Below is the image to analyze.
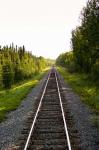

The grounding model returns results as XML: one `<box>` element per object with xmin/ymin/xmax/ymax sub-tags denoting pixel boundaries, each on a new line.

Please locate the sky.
<box><xmin>0</xmin><ymin>0</ymin><xmax>87</xmax><ymax>59</ymax></box>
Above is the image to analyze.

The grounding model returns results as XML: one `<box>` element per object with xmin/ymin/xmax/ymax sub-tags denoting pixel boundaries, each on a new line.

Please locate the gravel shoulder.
<box><xmin>57</xmin><ymin>71</ymin><xmax>99</xmax><ymax>150</ymax></box>
<box><xmin>0</xmin><ymin>73</ymin><xmax>48</xmax><ymax>150</ymax></box>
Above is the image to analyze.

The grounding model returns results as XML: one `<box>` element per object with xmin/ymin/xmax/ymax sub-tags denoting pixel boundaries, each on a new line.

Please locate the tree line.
<box><xmin>0</xmin><ymin>43</ymin><xmax>48</xmax><ymax>88</ymax></box>
<box><xmin>56</xmin><ymin>51</ymin><xmax>74</xmax><ymax>72</ymax></box>
<box><xmin>56</xmin><ymin>0</ymin><xmax>99</xmax><ymax>80</ymax></box>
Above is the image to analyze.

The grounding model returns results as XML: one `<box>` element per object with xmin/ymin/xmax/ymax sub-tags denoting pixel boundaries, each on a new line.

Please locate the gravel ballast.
<box><xmin>57</xmin><ymin>71</ymin><xmax>99</xmax><ymax>150</ymax></box>
<box><xmin>0</xmin><ymin>73</ymin><xmax>48</xmax><ymax>150</ymax></box>
<box><xmin>0</xmin><ymin>70</ymin><xmax>99</xmax><ymax>150</ymax></box>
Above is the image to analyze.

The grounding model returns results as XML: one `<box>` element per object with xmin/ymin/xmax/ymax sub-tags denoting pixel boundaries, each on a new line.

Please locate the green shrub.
<box><xmin>92</xmin><ymin>61</ymin><xmax>99</xmax><ymax>81</ymax></box>
<box><xmin>0</xmin><ymin>64</ymin><xmax>2</xmax><ymax>87</ymax></box>
<box><xmin>14</xmin><ymin>65</ymin><xmax>24</xmax><ymax>82</ymax></box>
<box><xmin>2</xmin><ymin>63</ymin><xmax>14</xmax><ymax>88</ymax></box>
<box><xmin>67</xmin><ymin>61</ymin><xmax>77</xmax><ymax>73</ymax></box>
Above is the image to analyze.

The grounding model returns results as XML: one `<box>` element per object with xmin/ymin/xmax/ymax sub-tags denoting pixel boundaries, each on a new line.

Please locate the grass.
<box><xmin>0</xmin><ymin>68</ymin><xmax>49</xmax><ymax>122</ymax></box>
<box><xmin>57</xmin><ymin>66</ymin><xmax>99</xmax><ymax>114</ymax></box>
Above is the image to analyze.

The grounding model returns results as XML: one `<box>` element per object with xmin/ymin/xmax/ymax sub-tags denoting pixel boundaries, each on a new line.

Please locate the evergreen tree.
<box><xmin>2</xmin><ymin>62</ymin><xmax>14</xmax><ymax>88</ymax></box>
<box><xmin>71</xmin><ymin>0</ymin><xmax>99</xmax><ymax>73</ymax></box>
<box><xmin>0</xmin><ymin>44</ymin><xmax>48</xmax><ymax>88</ymax></box>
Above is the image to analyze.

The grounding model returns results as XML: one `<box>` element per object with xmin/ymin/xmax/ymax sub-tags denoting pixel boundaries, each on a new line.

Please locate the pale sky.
<box><xmin>0</xmin><ymin>0</ymin><xmax>87</xmax><ymax>59</ymax></box>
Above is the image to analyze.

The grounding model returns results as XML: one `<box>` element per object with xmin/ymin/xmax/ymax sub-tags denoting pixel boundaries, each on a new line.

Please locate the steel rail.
<box><xmin>24</xmin><ymin>71</ymin><xmax>51</xmax><ymax>150</ymax></box>
<box><xmin>55</xmin><ymin>72</ymin><xmax>72</xmax><ymax>150</ymax></box>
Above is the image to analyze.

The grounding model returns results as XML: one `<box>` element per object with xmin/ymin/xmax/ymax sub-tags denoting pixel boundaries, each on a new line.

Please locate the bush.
<box><xmin>2</xmin><ymin>63</ymin><xmax>14</xmax><ymax>88</ymax></box>
<box><xmin>0</xmin><ymin>64</ymin><xmax>3</xmax><ymax>87</ymax></box>
<box><xmin>92</xmin><ymin>61</ymin><xmax>99</xmax><ymax>81</ymax></box>
<box><xmin>67</xmin><ymin>61</ymin><xmax>77</xmax><ymax>73</ymax></box>
<box><xmin>14</xmin><ymin>66</ymin><xmax>24</xmax><ymax>82</ymax></box>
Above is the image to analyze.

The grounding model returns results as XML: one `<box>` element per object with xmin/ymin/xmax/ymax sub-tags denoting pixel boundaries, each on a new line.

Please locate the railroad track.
<box><xmin>18</xmin><ymin>68</ymin><xmax>81</xmax><ymax>150</ymax></box>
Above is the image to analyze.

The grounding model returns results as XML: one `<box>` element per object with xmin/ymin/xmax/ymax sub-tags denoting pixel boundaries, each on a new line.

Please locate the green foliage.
<box><xmin>14</xmin><ymin>65</ymin><xmax>24</xmax><ymax>82</ymax></box>
<box><xmin>0</xmin><ymin>64</ymin><xmax>2</xmax><ymax>87</ymax></box>
<box><xmin>46</xmin><ymin>59</ymin><xmax>55</xmax><ymax>66</ymax></box>
<box><xmin>57</xmin><ymin>0</ymin><xmax>99</xmax><ymax>82</ymax></box>
<box><xmin>92</xmin><ymin>60</ymin><xmax>99</xmax><ymax>81</ymax></box>
<box><xmin>56</xmin><ymin>51</ymin><xmax>76</xmax><ymax>72</ymax></box>
<box><xmin>71</xmin><ymin>0</ymin><xmax>99</xmax><ymax>74</ymax></box>
<box><xmin>56</xmin><ymin>0</ymin><xmax>99</xmax><ymax>121</ymax></box>
<box><xmin>2</xmin><ymin>62</ymin><xmax>14</xmax><ymax>88</ymax></box>
<box><xmin>0</xmin><ymin>44</ymin><xmax>48</xmax><ymax>88</ymax></box>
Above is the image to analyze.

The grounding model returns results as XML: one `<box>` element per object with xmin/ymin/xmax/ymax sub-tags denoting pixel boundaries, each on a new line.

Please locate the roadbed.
<box><xmin>0</xmin><ymin>71</ymin><xmax>99</xmax><ymax>150</ymax></box>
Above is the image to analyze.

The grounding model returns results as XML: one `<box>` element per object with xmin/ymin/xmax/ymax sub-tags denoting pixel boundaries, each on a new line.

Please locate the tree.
<box><xmin>0</xmin><ymin>43</ymin><xmax>48</xmax><ymax>88</ymax></box>
<box><xmin>71</xmin><ymin>0</ymin><xmax>99</xmax><ymax>73</ymax></box>
<box><xmin>56</xmin><ymin>51</ymin><xmax>74</xmax><ymax>71</ymax></box>
<box><xmin>2</xmin><ymin>62</ymin><xmax>14</xmax><ymax>88</ymax></box>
